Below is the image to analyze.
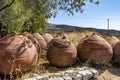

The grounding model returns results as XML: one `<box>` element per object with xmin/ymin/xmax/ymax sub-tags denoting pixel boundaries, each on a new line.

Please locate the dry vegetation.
<box><xmin>2</xmin><ymin>31</ymin><xmax>120</xmax><ymax>80</ymax></box>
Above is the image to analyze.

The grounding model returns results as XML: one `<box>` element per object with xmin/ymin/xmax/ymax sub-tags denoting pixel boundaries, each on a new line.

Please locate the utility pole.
<box><xmin>107</xmin><ymin>19</ymin><xmax>110</xmax><ymax>35</ymax></box>
<box><xmin>107</xmin><ymin>19</ymin><xmax>109</xmax><ymax>30</ymax></box>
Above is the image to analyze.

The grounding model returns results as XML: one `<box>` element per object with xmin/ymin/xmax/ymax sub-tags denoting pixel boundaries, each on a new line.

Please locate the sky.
<box><xmin>48</xmin><ymin>0</ymin><xmax>120</xmax><ymax>30</ymax></box>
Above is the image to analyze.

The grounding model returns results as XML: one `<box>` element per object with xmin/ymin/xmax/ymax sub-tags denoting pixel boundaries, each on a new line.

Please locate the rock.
<box><xmin>65</xmin><ymin>70</ymin><xmax>74</xmax><ymax>74</ymax></box>
<box><xmin>72</xmin><ymin>74</ymin><xmax>82</xmax><ymax>80</ymax></box>
<box><xmin>63</xmin><ymin>76</ymin><xmax>72</xmax><ymax>80</ymax></box>
<box><xmin>77</xmin><ymin>33</ymin><xmax>113</xmax><ymax>64</ymax></box>
<box><xmin>89</xmin><ymin>69</ymin><xmax>98</xmax><ymax>78</ymax></box>
<box><xmin>78</xmin><ymin>70</ymin><xmax>93</xmax><ymax>80</ymax></box>
<box><xmin>25</xmin><ymin>67</ymin><xmax>98</xmax><ymax>80</ymax></box>
<box><xmin>25</xmin><ymin>75</ymin><xmax>49</xmax><ymax>80</ymax></box>
<box><xmin>25</xmin><ymin>78</ymin><xmax>36</xmax><ymax>80</ymax></box>
<box><xmin>32</xmin><ymin>73</ymin><xmax>39</xmax><ymax>77</ymax></box>
<box><xmin>78</xmin><ymin>67</ymin><xmax>88</xmax><ymax>70</ymax></box>
<box><xmin>36</xmin><ymin>75</ymin><xmax>49</xmax><ymax>80</ymax></box>
<box><xmin>48</xmin><ymin>77</ymin><xmax>64</xmax><ymax>80</ymax></box>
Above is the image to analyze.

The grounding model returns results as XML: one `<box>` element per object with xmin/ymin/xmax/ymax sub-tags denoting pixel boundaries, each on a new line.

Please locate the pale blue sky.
<box><xmin>48</xmin><ymin>0</ymin><xmax>120</xmax><ymax>30</ymax></box>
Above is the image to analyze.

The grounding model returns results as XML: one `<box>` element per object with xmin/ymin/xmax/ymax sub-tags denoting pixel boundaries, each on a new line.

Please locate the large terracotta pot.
<box><xmin>0</xmin><ymin>33</ymin><xmax>38</xmax><ymax>75</ymax></box>
<box><xmin>33</xmin><ymin>33</ymin><xmax>47</xmax><ymax>49</ymax></box>
<box><xmin>47</xmin><ymin>36</ymin><xmax>77</xmax><ymax>67</ymax></box>
<box><xmin>105</xmin><ymin>36</ymin><xmax>119</xmax><ymax>47</ymax></box>
<box><xmin>113</xmin><ymin>42</ymin><xmax>120</xmax><ymax>64</ymax></box>
<box><xmin>105</xmin><ymin>36</ymin><xmax>120</xmax><ymax>64</ymax></box>
<box><xmin>22</xmin><ymin>32</ymin><xmax>40</xmax><ymax>53</ymax></box>
<box><xmin>77</xmin><ymin>33</ymin><xmax>113</xmax><ymax>64</ymax></box>
<box><xmin>42</xmin><ymin>33</ymin><xmax>53</xmax><ymax>45</ymax></box>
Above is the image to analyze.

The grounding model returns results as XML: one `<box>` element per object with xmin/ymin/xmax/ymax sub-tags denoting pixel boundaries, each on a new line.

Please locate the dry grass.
<box><xmin>66</xmin><ymin>31</ymin><xmax>98</xmax><ymax>47</ymax></box>
<box><xmin>3</xmin><ymin>30</ymin><xmax>120</xmax><ymax>80</ymax></box>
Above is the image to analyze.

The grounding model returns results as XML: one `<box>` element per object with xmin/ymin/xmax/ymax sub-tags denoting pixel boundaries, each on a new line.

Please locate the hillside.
<box><xmin>48</xmin><ymin>24</ymin><xmax>120</xmax><ymax>36</ymax></box>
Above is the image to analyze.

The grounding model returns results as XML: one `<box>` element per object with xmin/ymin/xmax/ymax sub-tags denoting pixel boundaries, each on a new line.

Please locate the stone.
<box><xmin>89</xmin><ymin>69</ymin><xmax>98</xmax><ymax>78</ymax></box>
<box><xmin>36</xmin><ymin>75</ymin><xmax>49</xmax><ymax>80</ymax></box>
<box><xmin>78</xmin><ymin>70</ymin><xmax>93</xmax><ymax>80</ymax></box>
<box><xmin>65</xmin><ymin>70</ymin><xmax>74</xmax><ymax>74</ymax></box>
<box><xmin>78</xmin><ymin>67</ymin><xmax>88</xmax><ymax>70</ymax></box>
<box><xmin>25</xmin><ymin>78</ymin><xmax>36</xmax><ymax>80</ymax></box>
<box><xmin>63</xmin><ymin>76</ymin><xmax>72</xmax><ymax>80</ymax></box>
<box><xmin>25</xmin><ymin>67</ymin><xmax>98</xmax><ymax>80</ymax></box>
<box><xmin>32</xmin><ymin>73</ymin><xmax>39</xmax><ymax>77</ymax></box>
<box><xmin>72</xmin><ymin>74</ymin><xmax>82</xmax><ymax>80</ymax></box>
<box><xmin>25</xmin><ymin>75</ymin><xmax>48</xmax><ymax>80</ymax></box>
<box><xmin>48</xmin><ymin>77</ymin><xmax>64</xmax><ymax>80</ymax></box>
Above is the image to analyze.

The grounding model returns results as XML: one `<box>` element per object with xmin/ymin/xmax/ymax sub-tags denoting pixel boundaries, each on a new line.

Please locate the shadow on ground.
<box><xmin>108</xmin><ymin>65</ymin><xmax>120</xmax><ymax>76</ymax></box>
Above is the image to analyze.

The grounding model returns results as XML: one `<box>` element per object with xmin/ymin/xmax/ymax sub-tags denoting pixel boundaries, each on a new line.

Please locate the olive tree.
<box><xmin>0</xmin><ymin>0</ymin><xmax>99</xmax><ymax>33</ymax></box>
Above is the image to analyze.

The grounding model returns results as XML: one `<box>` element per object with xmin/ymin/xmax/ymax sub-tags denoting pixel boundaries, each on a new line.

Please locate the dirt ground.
<box><xmin>94</xmin><ymin>64</ymin><xmax>120</xmax><ymax>80</ymax></box>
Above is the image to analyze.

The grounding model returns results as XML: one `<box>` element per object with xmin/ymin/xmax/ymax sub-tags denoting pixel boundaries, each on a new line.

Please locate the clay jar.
<box><xmin>113</xmin><ymin>42</ymin><xmax>120</xmax><ymax>64</ymax></box>
<box><xmin>105</xmin><ymin>36</ymin><xmax>119</xmax><ymax>47</ymax></box>
<box><xmin>77</xmin><ymin>33</ymin><xmax>113</xmax><ymax>64</ymax></box>
<box><xmin>22</xmin><ymin>32</ymin><xmax>40</xmax><ymax>53</ymax></box>
<box><xmin>33</xmin><ymin>33</ymin><xmax>47</xmax><ymax>49</ymax></box>
<box><xmin>47</xmin><ymin>36</ymin><xmax>77</xmax><ymax>67</ymax></box>
<box><xmin>0</xmin><ymin>33</ymin><xmax>38</xmax><ymax>74</ymax></box>
<box><xmin>42</xmin><ymin>33</ymin><xmax>53</xmax><ymax>45</ymax></box>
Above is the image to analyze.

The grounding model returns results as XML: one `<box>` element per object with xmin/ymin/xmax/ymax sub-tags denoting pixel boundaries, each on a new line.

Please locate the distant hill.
<box><xmin>47</xmin><ymin>23</ymin><xmax>120</xmax><ymax>36</ymax></box>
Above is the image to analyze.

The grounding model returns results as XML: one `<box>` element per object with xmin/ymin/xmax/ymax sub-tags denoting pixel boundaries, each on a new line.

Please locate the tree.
<box><xmin>27</xmin><ymin>0</ymin><xmax>99</xmax><ymax>18</ymax></box>
<box><xmin>0</xmin><ymin>0</ymin><xmax>49</xmax><ymax>33</ymax></box>
<box><xmin>0</xmin><ymin>0</ymin><xmax>99</xmax><ymax>33</ymax></box>
<box><xmin>0</xmin><ymin>0</ymin><xmax>15</xmax><ymax>12</ymax></box>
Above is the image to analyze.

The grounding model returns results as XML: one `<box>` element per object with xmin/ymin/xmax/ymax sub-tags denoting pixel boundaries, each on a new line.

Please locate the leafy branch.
<box><xmin>0</xmin><ymin>0</ymin><xmax>15</xmax><ymax>12</ymax></box>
